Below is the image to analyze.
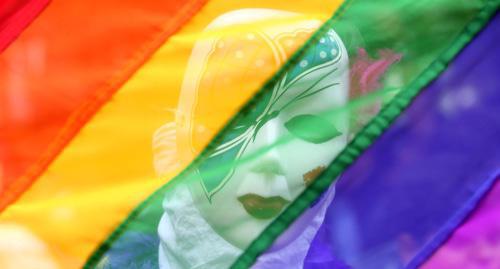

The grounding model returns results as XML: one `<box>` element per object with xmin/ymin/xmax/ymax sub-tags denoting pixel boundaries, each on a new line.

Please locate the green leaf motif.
<box><xmin>284</xmin><ymin>114</ymin><xmax>342</xmax><ymax>144</ymax></box>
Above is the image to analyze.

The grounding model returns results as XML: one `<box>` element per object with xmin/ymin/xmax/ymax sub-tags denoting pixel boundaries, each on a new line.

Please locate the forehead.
<box><xmin>178</xmin><ymin>10</ymin><xmax>324</xmax><ymax>145</ymax></box>
<box><xmin>281</xmin><ymin>83</ymin><xmax>349</xmax><ymax>118</ymax></box>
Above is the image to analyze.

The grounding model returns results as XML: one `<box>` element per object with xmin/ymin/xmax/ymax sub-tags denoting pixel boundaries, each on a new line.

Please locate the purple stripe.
<box><xmin>422</xmin><ymin>176</ymin><xmax>500</xmax><ymax>269</ymax></box>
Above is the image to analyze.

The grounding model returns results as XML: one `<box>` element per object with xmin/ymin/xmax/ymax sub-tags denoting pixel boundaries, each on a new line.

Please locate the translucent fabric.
<box><xmin>1</xmin><ymin>0</ymin><xmax>496</xmax><ymax>269</ymax></box>
<box><xmin>82</xmin><ymin>1</ymin><xmax>494</xmax><ymax>269</ymax></box>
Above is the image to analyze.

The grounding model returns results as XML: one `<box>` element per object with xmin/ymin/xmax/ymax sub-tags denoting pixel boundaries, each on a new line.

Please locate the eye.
<box><xmin>284</xmin><ymin>114</ymin><xmax>342</xmax><ymax>144</ymax></box>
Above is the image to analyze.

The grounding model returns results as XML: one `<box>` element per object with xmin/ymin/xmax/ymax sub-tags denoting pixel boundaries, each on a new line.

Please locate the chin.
<box><xmin>214</xmin><ymin>214</ymin><xmax>271</xmax><ymax>250</ymax></box>
<box><xmin>220</xmin><ymin>210</ymin><xmax>310</xmax><ymax>252</ymax></box>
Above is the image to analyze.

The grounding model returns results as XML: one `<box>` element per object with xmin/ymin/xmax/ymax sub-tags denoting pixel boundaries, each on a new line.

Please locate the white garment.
<box><xmin>158</xmin><ymin>185</ymin><xmax>335</xmax><ymax>269</ymax></box>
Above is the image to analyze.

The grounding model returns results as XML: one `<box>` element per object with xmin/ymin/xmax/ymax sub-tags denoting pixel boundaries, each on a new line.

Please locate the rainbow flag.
<box><xmin>1</xmin><ymin>0</ymin><xmax>499</xmax><ymax>268</ymax></box>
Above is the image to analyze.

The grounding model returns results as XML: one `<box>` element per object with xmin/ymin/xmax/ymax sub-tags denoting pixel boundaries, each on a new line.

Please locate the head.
<box><xmin>155</xmin><ymin>9</ymin><xmax>349</xmax><ymax>251</ymax></box>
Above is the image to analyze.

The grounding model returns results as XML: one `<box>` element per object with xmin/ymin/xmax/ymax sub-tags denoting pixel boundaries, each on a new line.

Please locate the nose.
<box><xmin>247</xmin><ymin>114</ymin><xmax>288</xmax><ymax>175</ymax></box>
<box><xmin>238</xmin><ymin>157</ymin><xmax>292</xmax><ymax>200</ymax></box>
<box><xmin>236</xmin><ymin>115</ymin><xmax>292</xmax><ymax>199</ymax></box>
<box><xmin>251</xmin><ymin>158</ymin><xmax>285</xmax><ymax>176</ymax></box>
<box><xmin>241</xmin><ymin>111</ymin><xmax>287</xmax><ymax>171</ymax></box>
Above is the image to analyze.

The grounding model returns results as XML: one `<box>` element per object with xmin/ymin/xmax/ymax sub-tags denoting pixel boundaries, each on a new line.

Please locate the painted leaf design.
<box><xmin>284</xmin><ymin>114</ymin><xmax>342</xmax><ymax>144</ymax></box>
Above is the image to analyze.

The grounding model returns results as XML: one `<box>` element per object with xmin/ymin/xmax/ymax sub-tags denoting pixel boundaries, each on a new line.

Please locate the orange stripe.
<box><xmin>0</xmin><ymin>0</ymin><xmax>207</xmax><ymax>211</ymax></box>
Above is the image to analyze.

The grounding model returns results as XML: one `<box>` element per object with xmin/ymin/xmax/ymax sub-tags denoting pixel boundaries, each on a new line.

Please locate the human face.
<box><xmin>187</xmin><ymin>21</ymin><xmax>350</xmax><ymax>249</ymax></box>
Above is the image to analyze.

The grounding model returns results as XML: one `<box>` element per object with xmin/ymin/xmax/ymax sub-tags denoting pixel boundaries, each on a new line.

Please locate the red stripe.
<box><xmin>0</xmin><ymin>0</ymin><xmax>50</xmax><ymax>52</ymax></box>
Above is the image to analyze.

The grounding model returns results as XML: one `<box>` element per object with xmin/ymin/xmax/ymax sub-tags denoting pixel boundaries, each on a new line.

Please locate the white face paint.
<box><xmin>156</xmin><ymin>8</ymin><xmax>349</xmax><ymax>251</ymax></box>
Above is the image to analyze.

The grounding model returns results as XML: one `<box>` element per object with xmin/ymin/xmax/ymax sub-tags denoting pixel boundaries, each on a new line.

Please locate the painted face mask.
<box><xmin>155</xmin><ymin>8</ymin><xmax>349</xmax><ymax>266</ymax></box>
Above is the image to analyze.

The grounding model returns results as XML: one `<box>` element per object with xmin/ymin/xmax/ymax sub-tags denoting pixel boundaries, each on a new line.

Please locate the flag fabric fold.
<box><xmin>1</xmin><ymin>0</ymin><xmax>499</xmax><ymax>268</ymax></box>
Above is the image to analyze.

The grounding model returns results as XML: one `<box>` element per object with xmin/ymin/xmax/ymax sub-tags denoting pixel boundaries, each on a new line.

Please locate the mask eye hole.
<box><xmin>284</xmin><ymin>114</ymin><xmax>342</xmax><ymax>144</ymax></box>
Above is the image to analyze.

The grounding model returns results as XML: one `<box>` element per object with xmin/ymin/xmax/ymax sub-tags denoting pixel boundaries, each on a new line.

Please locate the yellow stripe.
<box><xmin>0</xmin><ymin>1</ymin><xmax>343</xmax><ymax>268</ymax></box>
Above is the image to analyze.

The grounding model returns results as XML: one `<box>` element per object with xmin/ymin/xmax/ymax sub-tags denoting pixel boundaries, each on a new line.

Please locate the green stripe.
<box><xmin>231</xmin><ymin>0</ymin><xmax>499</xmax><ymax>268</ymax></box>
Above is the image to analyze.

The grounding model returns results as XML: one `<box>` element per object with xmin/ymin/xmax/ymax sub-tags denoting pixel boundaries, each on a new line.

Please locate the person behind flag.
<box><xmin>153</xmin><ymin>9</ymin><xmax>350</xmax><ymax>268</ymax></box>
